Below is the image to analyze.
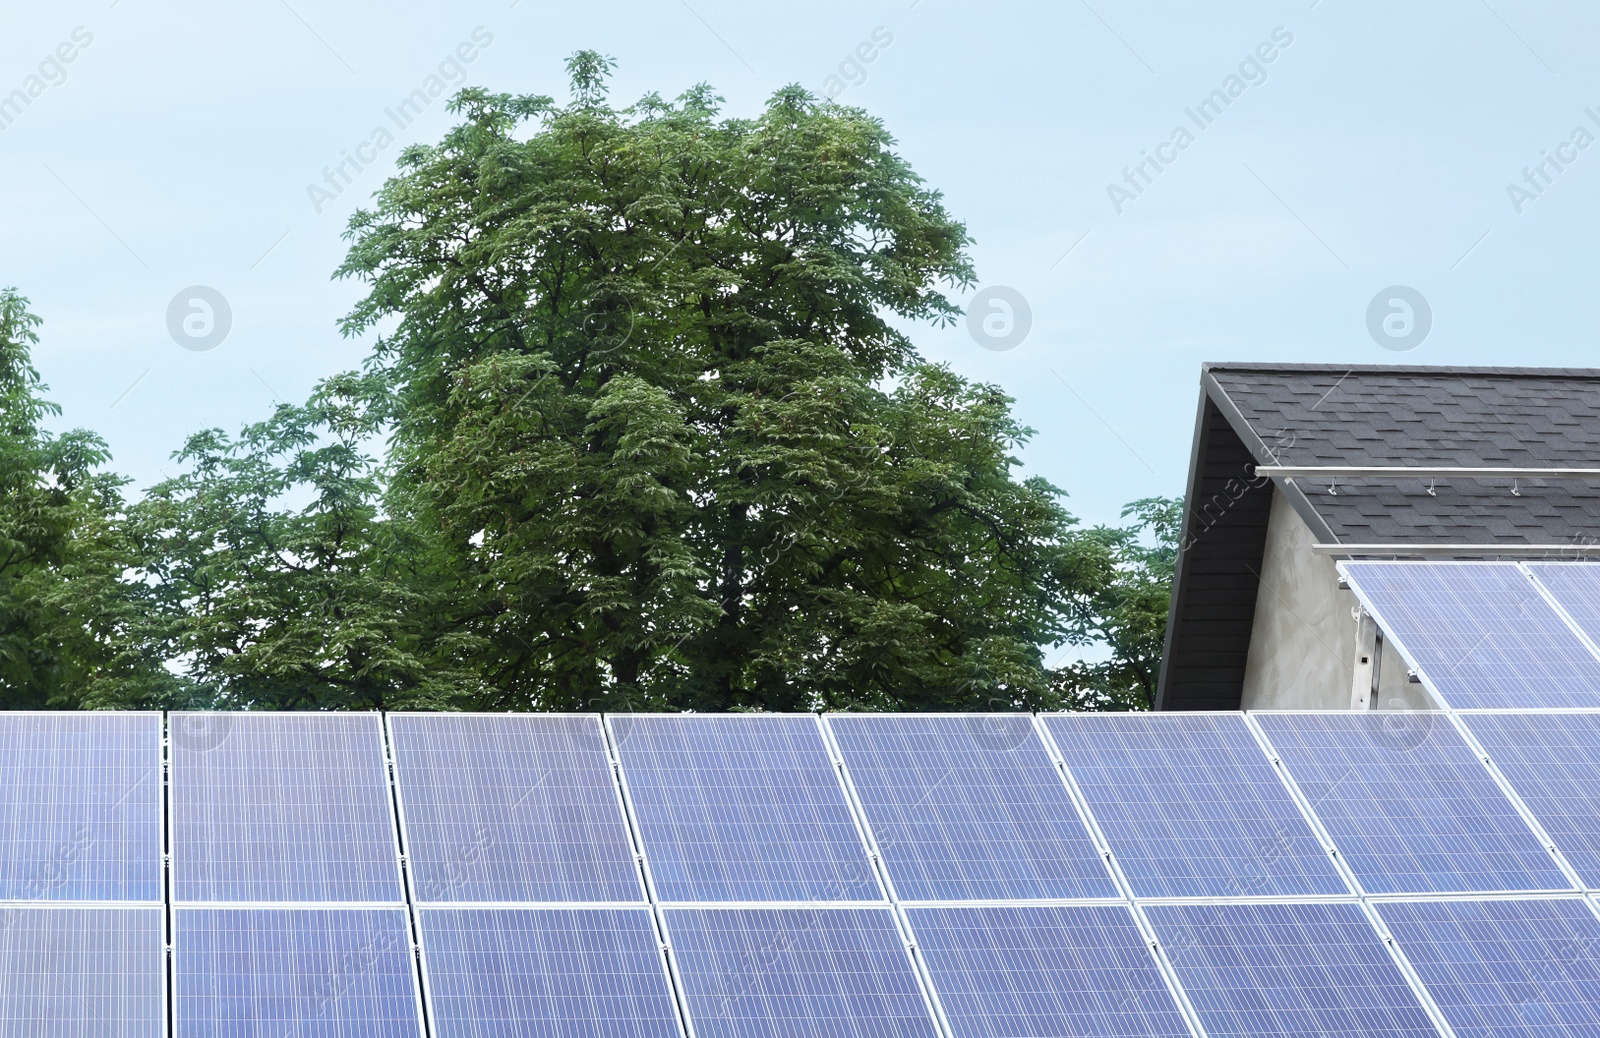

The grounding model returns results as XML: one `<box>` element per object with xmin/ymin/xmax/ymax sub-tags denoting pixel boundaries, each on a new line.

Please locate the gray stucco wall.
<box><xmin>1240</xmin><ymin>487</ymin><xmax>1430</xmax><ymax>710</ymax></box>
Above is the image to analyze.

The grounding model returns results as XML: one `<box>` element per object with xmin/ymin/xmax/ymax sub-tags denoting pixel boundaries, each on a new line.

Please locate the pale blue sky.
<box><xmin>2</xmin><ymin>0</ymin><xmax>1597</xmax><ymax>529</ymax></box>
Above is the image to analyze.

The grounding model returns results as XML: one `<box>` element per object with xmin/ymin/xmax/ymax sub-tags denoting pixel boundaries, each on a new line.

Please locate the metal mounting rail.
<box><xmin>1256</xmin><ymin>465</ymin><xmax>1600</xmax><ymax>480</ymax></box>
<box><xmin>1312</xmin><ymin>543</ymin><xmax>1600</xmax><ymax>558</ymax></box>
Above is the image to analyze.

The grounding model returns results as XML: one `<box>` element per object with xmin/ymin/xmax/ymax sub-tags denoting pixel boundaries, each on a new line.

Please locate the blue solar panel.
<box><xmin>172</xmin><ymin>712</ymin><xmax>403</xmax><ymax>903</ymax></box>
<box><xmin>1377</xmin><ymin>897</ymin><xmax>1600</xmax><ymax>1038</ymax></box>
<box><xmin>1343</xmin><ymin>561</ymin><xmax>1600</xmax><ymax>708</ymax></box>
<box><xmin>907</xmin><ymin>904</ymin><xmax>1191</xmax><ymax>1038</ymax></box>
<box><xmin>419</xmin><ymin>908</ymin><xmax>680</xmax><ymax>1038</ymax></box>
<box><xmin>1255</xmin><ymin>712</ymin><xmax>1569</xmax><ymax>894</ymax></box>
<box><xmin>827</xmin><ymin>715</ymin><xmax>1115</xmax><ymax>901</ymax></box>
<box><xmin>390</xmin><ymin>714</ymin><xmax>642</xmax><ymax>903</ymax></box>
<box><xmin>0</xmin><ymin>906</ymin><xmax>163</xmax><ymax>1035</ymax></box>
<box><xmin>1528</xmin><ymin>563</ymin><xmax>1600</xmax><ymax>648</ymax></box>
<box><xmin>176</xmin><ymin>907</ymin><xmax>422</xmax><ymax>1037</ymax></box>
<box><xmin>1463</xmin><ymin>712</ymin><xmax>1600</xmax><ymax>889</ymax></box>
<box><xmin>665</xmin><ymin>906</ymin><xmax>939</xmax><ymax>1038</ymax></box>
<box><xmin>1044</xmin><ymin>713</ymin><xmax>1348</xmax><ymax>898</ymax></box>
<box><xmin>610</xmin><ymin>715</ymin><xmax>877</xmax><ymax>902</ymax></box>
<box><xmin>0</xmin><ymin>712</ymin><xmax>160</xmax><ymax>901</ymax></box>
<box><xmin>1145</xmin><ymin>901</ymin><xmax>1438</xmax><ymax>1038</ymax></box>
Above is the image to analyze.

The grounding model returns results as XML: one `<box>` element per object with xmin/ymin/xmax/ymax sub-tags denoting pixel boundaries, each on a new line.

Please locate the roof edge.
<box><xmin>1202</xmin><ymin>360</ymin><xmax>1600</xmax><ymax>379</ymax></box>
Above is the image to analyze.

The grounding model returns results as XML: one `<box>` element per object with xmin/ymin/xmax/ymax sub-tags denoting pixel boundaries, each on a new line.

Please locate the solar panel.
<box><xmin>171</xmin><ymin>712</ymin><xmax>403</xmax><ymax>903</ymax></box>
<box><xmin>0</xmin><ymin>906</ymin><xmax>163</xmax><ymax>1036</ymax></box>
<box><xmin>665</xmin><ymin>906</ymin><xmax>939</xmax><ymax>1038</ymax></box>
<box><xmin>176</xmin><ymin>907</ymin><xmax>422</xmax><ymax>1037</ymax></box>
<box><xmin>1144</xmin><ymin>901</ymin><xmax>1439</xmax><ymax>1038</ymax></box>
<box><xmin>1043</xmin><ymin>713</ymin><xmax>1348</xmax><ymax>898</ymax></box>
<box><xmin>1528</xmin><ymin>563</ymin><xmax>1600</xmax><ymax>648</ymax></box>
<box><xmin>390</xmin><ymin>714</ymin><xmax>642</xmax><ymax>904</ymax></box>
<box><xmin>1255</xmin><ymin>712</ymin><xmax>1569</xmax><ymax>894</ymax></box>
<box><xmin>0</xmin><ymin>712</ymin><xmax>160</xmax><ymax>901</ymax></box>
<box><xmin>906</xmin><ymin>904</ymin><xmax>1191</xmax><ymax>1038</ymax></box>
<box><xmin>1463</xmin><ymin>712</ymin><xmax>1600</xmax><ymax>889</ymax></box>
<box><xmin>826</xmin><ymin>715</ymin><xmax>1116</xmax><ymax>901</ymax></box>
<box><xmin>419</xmin><ymin>907</ymin><xmax>680</xmax><ymax>1038</ymax></box>
<box><xmin>610</xmin><ymin>715</ymin><xmax>878</xmax><ymax>903</ymax></box>
<box><xmin>1342</xmin><ymin>561</ymin><xmax>1600</xmax><ymax>708</ymax></box>
<box><xmin>1376</xmin><ymin>897</ymin><xmax>1600</xmax><ymax>1038</ymax></box>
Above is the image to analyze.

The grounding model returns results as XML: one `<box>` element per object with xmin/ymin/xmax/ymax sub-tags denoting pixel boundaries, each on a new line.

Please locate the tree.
<box><xmin>0</xmin><ymin>289</ymin><xmax>177</xmax><ymax>709</ymax></box>
<box><xmin>1054</xmin><ymin>497</ymin><xmax>1181</xmax><ymax>710</ymax></box>
<box><xmin>123</xmin><ymin>374</ymin><xmax>478</xmax><ymax>711</ymax></box>
<box><xmin>334</xmin><ymin>54</ymin><xmax>1111</xmax><ymax>712</ymax></box>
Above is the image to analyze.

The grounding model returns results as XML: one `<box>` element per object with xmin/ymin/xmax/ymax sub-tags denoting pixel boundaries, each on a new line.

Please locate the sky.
<box><xmin>2</xmin><ymin>0</ymin><xmax>1598</xmax><ymax>530</ymax></box>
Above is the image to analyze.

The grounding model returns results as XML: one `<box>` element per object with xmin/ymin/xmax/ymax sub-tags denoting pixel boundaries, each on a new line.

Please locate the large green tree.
<box><xmin>123</xmin><ymin>374</ymin><xmax>476</xmax><ymax>710</ymax></box>
<box><xmin>0</xmin><ymin>289</ymin><xmax>176</xmax><ymax>709</ymax></box>
<box><xmin>335</xmin><ymin>55</ymin><xmax>1111</xmax><ymax>712</ymax></box>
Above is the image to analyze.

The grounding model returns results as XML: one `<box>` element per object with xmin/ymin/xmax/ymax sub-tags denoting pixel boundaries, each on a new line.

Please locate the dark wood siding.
<box><xmin>1155</xmin><ymin>395</ymin><xmax>1273</xmax><ymax>710</ymax></box>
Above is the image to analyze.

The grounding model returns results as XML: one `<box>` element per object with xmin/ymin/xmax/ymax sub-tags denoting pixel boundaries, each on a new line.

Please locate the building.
<box><xmin>1157</xmin><ymin>362</ymin><xmax>1600</xmax><ymax>712</ymax></box>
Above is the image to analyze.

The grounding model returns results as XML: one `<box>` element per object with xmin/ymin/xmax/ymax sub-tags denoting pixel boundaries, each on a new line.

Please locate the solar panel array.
<box><xmin>1252</xmin><ymin>712</ymin><xmax>1568</xmax><ymax>894</ymax></box>
<box><xmin>16</xmin><ymin>692</ymin><xmax>1600</xmax><ymax>1034</ymax></box>
<box><xmin>1342</xmin><ymin>560</ymin><xmax>1600</xmax><ymax>709</ymax></box>
<box><xmin>609</xmin><ymin>714</ymin><xmax>878</xmax><ymax>903</ymax></box>
<box><xmin>390</xmin><ymin>713</ymin><xmax>642</xmax><ymax>904</ymax></box>
<box><xmin>170</xmin><ymin>711</ymin><xmax>402</xmax><ymax>903</ymax></box>
<box><xmin>828</xmin><ymin>713</ymin><xmax>1114</xmax><ymax>901</ymax></box>
<box><xmin>1374</xmin><ymin>897</ymin><xmax>1600</xmax><ymax>1038</ymax></box>
<box><xmin>1145</xmin><ymin>901</ymin><xmax>1442</xmax><ymax>1038</ymax></box>
<box><xmin>1044</xmin><ymin>712</ymin><xmax>1346</xmax><ymax>898</ymax></box>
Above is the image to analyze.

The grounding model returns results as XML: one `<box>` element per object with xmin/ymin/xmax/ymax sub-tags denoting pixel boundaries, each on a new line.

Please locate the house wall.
<box><xmin>1240</xmin><ymin>487</ymin><xmax>1429</xmax><ymax>710</ymax></box>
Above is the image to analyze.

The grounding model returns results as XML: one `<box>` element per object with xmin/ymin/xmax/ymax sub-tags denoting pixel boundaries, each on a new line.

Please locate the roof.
<box><xmin>1208</xmin><ymin>362</ymin><xmax>1600</xmax><ymax>544</ymax></box>
<box><xmin>1157</xmin><ymin>362</ymin><xmax>1600</xmax><ymax>711</ymax></box>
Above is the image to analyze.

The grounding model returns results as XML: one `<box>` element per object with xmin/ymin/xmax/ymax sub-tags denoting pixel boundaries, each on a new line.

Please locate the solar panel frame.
<box><xmin>0</xmin><ymin>710</ymin><xmax>163</xmax><ymax>903</ymax></box>
<box><xmin>1458</xmin><ymin>711</ymin><xmax>1600</xmax><ymax>891</ymax></box>
<box><xmin>1341</xmin><ymin>560</ymin><xmax>1600</xmax><ymax>709</ymax></box>
<box><xmin>169</xmin><ymin>711</ymin><xmax>406</xmax><ymax>905</ymax></box>
<box><xmin>416</xmin><ymin>905</ymin><xmax>685</xmax><ymax>1038</ymax></box>
<box><xmin>662</xmin><ymin>904</ymin><xmax>942</xmax><ymax>1038</ymax></box>
<box><xmin>607</xmin><ymin>713</ymin><xmax>884</xmax><ymax>905</ymax></box>
<box><xmin>1039</xmin><ymin>711</ymin><xmax>1352</xmax><ymax>900</ymax></box>
<box><xmin>174</xmin><ymin>906</ymin><xmax>426</xmax><ymax>1038</ymax></box>
<box><xmin>387</xmin><ymin>713</ymin><xmax>646</xmax><ymax>906</ymax></box>
<box><xmin>819</xmin><ymin>713</ymin><xmax>1120</xmax><ymax>895</ymax></box>
<box><xmin>1143</xmin><ymin>899</ymin><xmax>1445</xmax><ymax>1038</ymax></box>
<box><xmin>904</xmin><ymin>902</ymin><xmax>1197</xmax><ymax>1038</ymax></box>
<box><xmin>1374</xmin><ymin>894</ymin><xmax>1600</xmax><ymax>1038</ymax></box>
<box><xmin>1252</xmin><ymin>710</ymin><xmax>1573</xmax><ymax>895</ymax></box>
<box><xmin>0</xmin><ymin>903</ymin><xmax>165</xmax><ymax>1037</ymax></box>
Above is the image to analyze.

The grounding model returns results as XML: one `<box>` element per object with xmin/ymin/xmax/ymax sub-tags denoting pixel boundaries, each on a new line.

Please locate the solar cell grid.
<box><xmin>665</xmin><ymin>906</ymin><xmax>939</xmax><ymax>1038</ymax></box>
<box><xmin>1144</xmin><ymin>900</ymin><xmax>1439</xmax><ymax>1038</ymax></box>
<box><xmin>0</xmin><ymin>906</ymin><xmax>164</xmax><ymax>1037</ymax></box>
<box><xmin>827</xmin><ymin>714</ymin><xmax>1116</xmax><ymax>901</ymax></box>
<box><xmin>1463</xmin><ymin>712</ymin><xmax>1600</xmax><ymax>890</ymax></box>
<box><xmin>390</xmin><ymin>714</ymin><xmax>642</xmax><ymax>904</ymax></box>
<box><xmin>0</xmin><ymin>711</ymin><xmax>160</xmax><ymax>902</ymax></box>
<box><xmin>1342</xmin><ymin>561</ymin><xmax>1600</xmax><ymax>709</ymax></box>
<box><xmin>172</xmin><ymin>712</ymin><xmax>404</xmax><ymax>903</ymax></box>
<box><xmin>1044</xmin><ymin>712</ymin><xmax>1349</xmax><ymax>898</ymax></box>
<box><xmin>610</xmin><ymin>715</ymin><xmax>878</xmax><ymax>903</ymax></box>
<box><xmin>907</xmin><ymin>904</ymin><xmax>1192</xmax><ymax>1038</ymax></box>
<box><xmin>1377</xmin><ymin>897</ymin><xmax>1600</xmax><ymax>1038</ymax></box>
<box><xmin>1255</xmin><ymin>712</ymin><xmax>1569</xmax><ymax>894</ymax></box>
<box><xmin>176</xmin><ymin>907</ymin><xmax>422</xmax><ymax>1038</ymax></box>
<box><xmin>419</xmin><ymin>907</ymin><xmax>680</xmax><ymax>1038</ymax></box>
<box><xmin>1528</xmin><ymin>564</ymin><xmax>1600</xmax><ymax>650</ymax></box>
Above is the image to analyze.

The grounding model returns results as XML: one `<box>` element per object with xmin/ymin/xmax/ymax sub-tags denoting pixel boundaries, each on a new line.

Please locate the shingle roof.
<box><xmin>1207</xmin><ymin>363</ymin><xmax>1600</xmax><ymax>545</ymax></box>
<box><xmin>1158</xmin><ymin>362</ymin><xmax>1600</xmax><ymax>712</ymax></box>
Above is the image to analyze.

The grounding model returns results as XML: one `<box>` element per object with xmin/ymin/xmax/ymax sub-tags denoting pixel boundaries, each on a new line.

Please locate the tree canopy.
<box><xmin>0</xmin><ymin>55</ymin><xmax>1177</xmax><ymax>713</ymax></box>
